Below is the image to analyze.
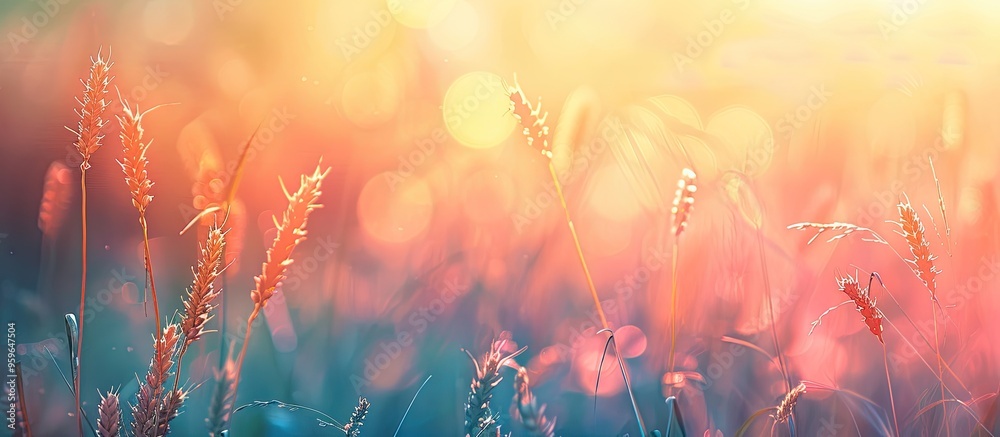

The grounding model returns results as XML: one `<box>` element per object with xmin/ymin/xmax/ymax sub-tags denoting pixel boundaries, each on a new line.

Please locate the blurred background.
<box><xmin>2</xmin><ymin>0</ymin><xmax>1000</xmax><ymax>435</ymax></box>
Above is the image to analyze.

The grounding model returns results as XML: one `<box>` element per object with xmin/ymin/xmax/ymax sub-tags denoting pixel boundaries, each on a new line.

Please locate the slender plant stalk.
<box><xmin>140</xmin><ymin>219</ymin><xmax>160</xmax><ymax>336</ymax></box>
<box><xmin>896</xmin><ymin>196</ymin><xmax>948</xmax><ymax>436</ymax></box>
<box><xmin>77</xmin><ymin>168</ymin><xmax>87</xmax><ymax>437</ymax></box>
<box><xmin>757</xmin><ymin>228</ymin><xmax>790</xmax><ymax>393</ymax></box>
<box><xmin>71</xmin><ymin>50</ymin><xmax>113</xmax><ymax>437</ymax></box>
<box><xmin>229</xmin><ymin>165</ymin><xmax>330</xmax><ymax>429</ymax></box>
<box><xmin>668</xmin><ymin>242</ymin><xmax>679</xmax><ymax>373</ymax></box>
<box><xmin>547</xmin><ymin>162</ymin><xmax>608</xmax><ymax>328</ymax></box>
<box><xmin>931</xmin><ymin>301</ymin><xmax>948</xmax><ymax>436</ymax></box>
<box><xmin>667</xmin><ymin>168</ymin><xmax>695</xmax><ymax>377</ymax></box>
<box><xmin>546</xmin><ymin>161</ymin><xmax>646</xmax><ymax>434</ymax></box>
<box><xmin>15</xmin><ymin>362</ymin><xmax>32</xmax><ymax>437</ymax></box>
<box><xmin>882</xmin><ymin>342</ymin><xmax>900</xmax><ymax>437</ymax></box>
<box><xmin>509</xmin><ymin>76</ymin><xmax>644</xmax><ymax>434</ymax></box>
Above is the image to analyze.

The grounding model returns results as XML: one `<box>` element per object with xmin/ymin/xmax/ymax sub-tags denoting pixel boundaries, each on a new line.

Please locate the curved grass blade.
<box><xmin>663</xmin><ymin>396</ymin><xmax>686</xmax><ymax>437</ymax></box>
<box><xmin>42</xmin><ymin>346</ymin><xmax>97</xmax><ymax>435</ymax></box>
<box><xmin>594</xmin><ymin>329</ymin><xmax>647</xmax><ymax>435</ymax></box>
<box><xmin>231</xmin><ymin>399</ymin><xmax>345</xmax><ymax>431</ymax></box>
<box><xmin>735</xmin><ymin>407</ymin><xmax>775</xmax><ymax>437</ymax></box>
<box><xmin>974</xmin><ymin>388</ymin><xmax>1000</xmax><ymax>437</ymax></box>
<box><xmin>65</xmin><ymin>314</ymin><xmax>79</xmax><ymax>387</ymax></box>
<box><xmin>394</xmin><ymin>375</ymin><xmax>432</xmax><ymax>437</ymax></box>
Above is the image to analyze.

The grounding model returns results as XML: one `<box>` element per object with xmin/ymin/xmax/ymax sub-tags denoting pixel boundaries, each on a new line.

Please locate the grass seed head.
<box><xmin>72</xmin><ymin>51</ymin><xmax>113</xmax><ymax>170</ymax></box>
<box><xmin>671</xmin><ymin>168</ymin><xmax>697</xmax><ymax>238</ymax></box>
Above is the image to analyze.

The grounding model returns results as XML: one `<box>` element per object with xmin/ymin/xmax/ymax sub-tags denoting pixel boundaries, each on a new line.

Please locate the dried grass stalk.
<box><xmin>180</xmin><ymin>226</ymin><xmax>226</xmax><ymax>346</ymax></box>
<box><xmin>671</xmin><ymin>168</ymin><xmax>697</xmax><ymax>238</ymax></box>
<box><xmin>894</xmin><ymin>196</ymin><xmax>940</xmax><ymax>297</ymax></box>
<box><xmin>97</xmin><ymin>389</ymin><xmax>121</xmax><ymax>437</ymax></box>
<box><xmin>508</xmin><ymin>75</ymin><xmax>551</xmax><ymax>157</ymax></box>
<box><xmin>154</xmin><ymin>388</ymin><xmax>187</xmax><ymax>436</ymax></box>
<box><xmin>511</xmin><ymin>367</ymin><xmax>556</xmax><ymax>437</ymax></box>
<box><xmin>773</xmin><ymin>382</ymin><xmax>806</xmax><ymax>424</ymax></box>
<box><xmin>837</xmin><ymin>272</ymin><xmax>885</xmax><ymax>343</ymax></box>
<box><xmin>250</xmin><ymin>165</ymin><xmax>330</xmax><ymax>308</ymax></box>
<box><xmin>206</xmin><ymin>358</ymin><xmax>238</xmax><ymax>436</ymax></box>
<box><xmin>117</xmin><ymin>97</ymin><xmax>165</xmax><ymax>340</ymax></box>
<box><xmin>464</xmin><ymin>339</ymin><xmax>527</xmax><ymax>437</ymax></box>
<box><xmin>70</xmin><ymin>50</ymin><xmax>114</xmax><ymax>437</ymax></box>
<box><xmin>131</xmin><ymin>324</ymin><xmax>180</xmax><ymax>437</ymax></box>
<box><xmin>71</xmin><ymin>51</ymin><xmax>113</xmax><ymax>169</ymax></box>
<box><xmin>344</xmin><ymin>396</ymin><xmax>370</xmax><ymax>437</ymax></box>
<box><xmin>230</xmin><ymin>164</ymin><xmax>331</xmax><ymax>424</ymax></box>
<box><xmin>117</xmin><ymin>100</ymin><xmax>155</xmax><ymax>215</ymax></box>
<box><xmin>786</xmin><ymin>221</ymin><xmax>889</xmax><ymax>245</ymax></box>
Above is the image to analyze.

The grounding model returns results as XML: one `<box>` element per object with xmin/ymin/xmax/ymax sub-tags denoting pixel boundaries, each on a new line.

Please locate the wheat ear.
<box><xmin>229</xmin><ymin>164</ymin><xmax>331</xmax><ymax>425</ymax></box>
<box><xmin>508</xmin><ymin>76</ymin><xmax>646</xmax><ymax>434</ymax></box>
<box><xmin>97</xmin><ymin>389</ymin><xmax>121</xmax><ymax>437</ymax></box>
<box><xmin>131</xmin><ymin>324</ymin><xmax>180</xmax><ymax>437</ymax></box>
<box><xmin>463</xmin><ymin>339</ymin><xmax>527</xmax><ymax>437</ymax></box>
<box><xmin>836</xmin><ymin>271</ymin><xmax>885</xmax><ymax>343</ymax></box>
<box><xmin>667</xmin><ymin>168</ymin><xmax>697</xmax><ymax>374</ymax></box>
<box><xmin>206</xmin><ymin>357</ymin><xmax>238</xmax><ymax>436</ymax></box>
<box><xmin>173</xmin><ymin>225</ymin><xmax>226</xmax><ymax>396</ymax></box>
<box><xmin>772</xmin><ymin>382</ymin><xmax>806</xmax><ymax>424</ymax></box>
<box><xmin>344</xmin><ymin>397</ymin><xmax>370</xmax><ymax>437</ymax></box>
<box><xmin>153</xmin><ymin>388</ymin><xmax>187</xmax><ymax>436</ymax></box>
<box><xmin>68</xmin><ymin>49</ymin><xmax>113</xmax><ymax>437</ymax></box>
<box><xmin>511</xmin><ymin>366</ymin><xmax>556</xmax><ymax>437</ymax></box>
<box><xmin>894</xmin><ymin>193</ymin><xmax>948</xmax><ymax>437</ymax></box>
<box><xmin>117</xmin><ymin>98</ymin><xmax>164</xmax><ymax>339</ymax></box>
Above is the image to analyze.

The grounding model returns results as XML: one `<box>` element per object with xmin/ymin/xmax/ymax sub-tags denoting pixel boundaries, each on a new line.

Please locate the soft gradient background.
<box><xmin>2</xmin><ymin>0</ymin><xmax>1000</xmax><ymax>435</ymax></box>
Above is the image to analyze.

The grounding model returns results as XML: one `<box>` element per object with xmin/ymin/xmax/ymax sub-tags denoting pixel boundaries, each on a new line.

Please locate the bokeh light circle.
<box><xmin>428</xmin><ymin>1</ymin><xmax>479</xmax><ymax>51</ymax></box>
<box><xmin>358</xmin><ymin>172</ymin><xmax>434</xmax><ymax>243</ymax></box>
<box><xmin>390</xmin><ymin>0</ymin><xmax>456</xmax><ymax>29</ymax></box>
<box><xmin>442</xmin><ymin>71</ymin><xmax>515</xmax><ymax>149</ymax></box>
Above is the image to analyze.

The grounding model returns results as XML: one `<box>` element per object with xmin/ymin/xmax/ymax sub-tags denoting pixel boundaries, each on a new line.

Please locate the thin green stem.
<box><xmin>883</xmin><ymin>342</ymin><xmax>900</xmax><ymax>437</ymax></box>
<box><xmin>668</xmin><ymin>242</ymin><xmax>679</xmax><ymax>374</ymax></box>
<box><xmin>140</xmin><ymin>214</ymin><xmax>162</xmax><ymax>337</ymax></box>
<box><xmin>756</xmin><ymin>228</ymin><xmax>790</xmax><ymax>393</ymax></box>
<box><xmin>932</xmin><ymin>302</ymin><xmax>949</xmax><ymax>437</ymax></box>
<box><xmin>76</xmin><ymin>169</ymin><xmax>87</xmax><ymax>437</ymax></box>
<box><xmin>545</xmin><ymin>161</ymin><xmax>645</xmax><ymax>435</ymax></box>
